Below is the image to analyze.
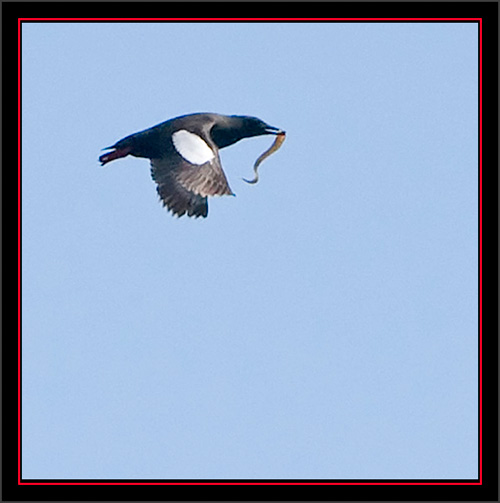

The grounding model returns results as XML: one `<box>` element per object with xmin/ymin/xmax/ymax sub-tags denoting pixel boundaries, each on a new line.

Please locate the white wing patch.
<box><xmin>172</xmin><ymin>130</ymin><xmax>215</xmax><ymax>165</ymax></box>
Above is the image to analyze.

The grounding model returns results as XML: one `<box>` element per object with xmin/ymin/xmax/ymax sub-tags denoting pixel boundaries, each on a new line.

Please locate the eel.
<box><xmin>243</xmin><ymin>132</ymin><xmax>286</xmax><ymax>184</ymax></box>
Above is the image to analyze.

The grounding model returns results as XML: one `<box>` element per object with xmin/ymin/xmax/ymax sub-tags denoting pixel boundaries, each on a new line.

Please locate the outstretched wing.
<box><xmin>150</xmin><ymin>153</ymin><xmax>233</xmax><ymax>218</ymax></box>
<box><xmin>154</xmin><ymin>172</ymin><xmax>209</xmax><ymax>218</ymax></box>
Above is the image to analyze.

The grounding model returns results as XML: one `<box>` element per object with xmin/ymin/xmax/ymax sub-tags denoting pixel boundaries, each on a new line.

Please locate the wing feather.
<box><xmin>174</xmin><ymin>156</ymin><xmax>233</xmax><ymax>197</ymax></box>
<box><xmin>150</xmin><ymin>153</ymin><xmax>232</xmax><ymax>218</ymax></box>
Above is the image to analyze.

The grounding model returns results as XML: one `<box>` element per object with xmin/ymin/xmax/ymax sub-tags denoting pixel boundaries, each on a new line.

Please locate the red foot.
<box><xmin>99</xmin><ymin>146</ymin><xmax>132</xmax><ymax>165</ymax></box>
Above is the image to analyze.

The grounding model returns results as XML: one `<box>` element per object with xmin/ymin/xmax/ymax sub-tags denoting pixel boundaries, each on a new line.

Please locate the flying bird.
<box><xmin>99</xmin><ymin>113</ymin><xmax>286</xmax><ymax>218</ymax></box>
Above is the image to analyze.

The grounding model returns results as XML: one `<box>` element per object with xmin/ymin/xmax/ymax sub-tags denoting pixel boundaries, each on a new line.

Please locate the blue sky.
<box><xmin>21</xmin><ymin>21</ymin><xmax>478</xmax><ymax>480</ymax></box>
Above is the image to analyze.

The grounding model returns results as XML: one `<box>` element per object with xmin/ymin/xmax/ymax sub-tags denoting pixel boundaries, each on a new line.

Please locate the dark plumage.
<box><xmin>99</xmin><ymin>113</ymin><xmax>285</xmax><ymax>218</ymax></box>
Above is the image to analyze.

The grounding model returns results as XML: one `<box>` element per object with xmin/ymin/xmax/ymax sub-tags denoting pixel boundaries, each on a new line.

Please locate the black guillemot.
<box><xmin>99</xmin><ymin>113</ymin><xmax>285</xmax><ymax>218</ymax></box>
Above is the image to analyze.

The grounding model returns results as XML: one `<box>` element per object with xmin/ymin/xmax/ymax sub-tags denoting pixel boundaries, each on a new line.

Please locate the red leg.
<box><xmin>99</xmin><ymin>146</ymin><xmax>132</xmax><ymax>166</ymax></box>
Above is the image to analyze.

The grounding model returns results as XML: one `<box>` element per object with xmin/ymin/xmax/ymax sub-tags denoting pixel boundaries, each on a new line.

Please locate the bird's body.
<box><xmin>100</xmin><ymin>113</ymin><xmax>285</xmax><ymax>218</ymax></box>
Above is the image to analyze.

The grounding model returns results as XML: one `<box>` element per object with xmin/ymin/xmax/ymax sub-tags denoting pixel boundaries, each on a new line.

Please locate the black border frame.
<box><xmin>4</xmin><ymin>2</ymin><xmax>498</xmax><ymax>501</ymax></box>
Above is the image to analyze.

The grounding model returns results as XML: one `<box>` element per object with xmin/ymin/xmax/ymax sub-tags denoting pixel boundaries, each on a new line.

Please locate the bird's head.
<box><xmin>234</xmin><ymin>115</ymin><xmax>285</xmax><ymax>137</ymax></box>
<box><xmin>211</xmin><ymin>115</ymin><xmax>285</xmax><ymax>148</ymax></box>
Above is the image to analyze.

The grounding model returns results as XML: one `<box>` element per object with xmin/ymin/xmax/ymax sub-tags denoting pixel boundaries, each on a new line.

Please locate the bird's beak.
<box><xmin>264</xmin><ymin>125</ymin><xmax>286</xmax><ymax>135</ymax></box>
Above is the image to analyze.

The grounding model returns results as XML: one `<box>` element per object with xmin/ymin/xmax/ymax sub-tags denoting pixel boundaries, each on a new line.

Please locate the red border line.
<box><xmin>477</xmin><ymin>16</ymin><xmax>483</xmax><ymax>487</ymax></box>
<box><xmin>17</xmin><ymin>17</ymin><xmax>483</xmax><ymax>487</ymax></box>
<box><xmin>18</xmin><ymin>16</ymin><xmax>23</xmax><ymax>486</ymax></box>
<box><xmin>18</xmin><ymin>481</ymin><xmax>482</xmax><ymax>486</ymax></box>
<box><xmin>18</xmin><ymin>17</ymin><xmax>482</xmax><ymax>22</ymax></box>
